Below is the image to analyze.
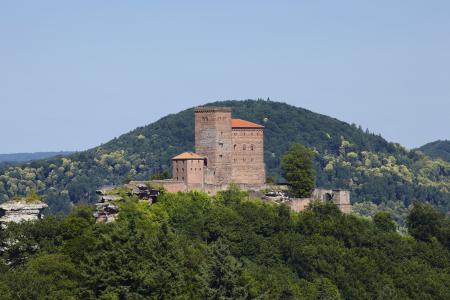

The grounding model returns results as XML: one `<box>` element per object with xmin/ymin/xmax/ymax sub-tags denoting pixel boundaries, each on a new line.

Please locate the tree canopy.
<box><xmin>281</xmin><ymin>144</ymin><xmax>316</xmax><ymax>198</ymax></box>
<box><xmin>0</xmin><ymin>189</ymin><xmax>449</xmax><ymax>299</ymax></box>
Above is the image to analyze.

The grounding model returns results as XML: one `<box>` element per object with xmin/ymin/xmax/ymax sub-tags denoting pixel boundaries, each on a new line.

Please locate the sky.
<box><xmin>0</xmin><ymin>1</ymin><xmax>449</xmax><ymax>153</ymax></box>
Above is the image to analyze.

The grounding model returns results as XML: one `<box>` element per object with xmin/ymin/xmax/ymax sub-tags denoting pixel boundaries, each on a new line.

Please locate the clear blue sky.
<box><xmin>1</xmin><ymin>1</ymin><xmax>449</xmax><ymax>153</ymax></box>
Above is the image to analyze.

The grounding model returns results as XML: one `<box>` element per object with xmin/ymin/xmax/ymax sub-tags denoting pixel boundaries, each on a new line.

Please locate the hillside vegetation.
<box><xmin>0</xmin><ymin>152</ymin><xmax>73</xmax><ymax>163</ymax></box>
<box><xmin>0</xmin><ymin>100</ymin><xmax>448</xmax><ymax>214</ymax></box>
<box><xmin>418</xmin><ymin>140</ymin><xmax>450</xmax><ymax>162</ymax></box>
<box><xmin>0</xmin><ymin>190</ymin><xmax>449</xmax><ymax>299</ymax></box>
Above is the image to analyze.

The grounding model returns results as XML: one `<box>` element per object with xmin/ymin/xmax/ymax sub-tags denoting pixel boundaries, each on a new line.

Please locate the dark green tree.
<box><xmin>374</xmin><ymin>211</ymin><xmax>396</xmax><ymax>232</ymax></box>
<box><xmin>407</xmin><ymin>202</ymin><xmax>444</xmax><ymax>242</ymax></box>
<box><xmin>281</xmin><ymin>144</ymin><xmax>316</xmax><ymax>198</ymax></box>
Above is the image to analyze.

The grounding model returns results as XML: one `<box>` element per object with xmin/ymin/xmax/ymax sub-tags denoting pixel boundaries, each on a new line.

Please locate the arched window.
<box><xmin>250</xmin><ymin>144</ymin><xmax>254</xmax><ymax>151</ymax></box>
<box><xmin>234</xmin><ymin>144</ymin><xmax>237</xmax><ymax>150</ymax></box>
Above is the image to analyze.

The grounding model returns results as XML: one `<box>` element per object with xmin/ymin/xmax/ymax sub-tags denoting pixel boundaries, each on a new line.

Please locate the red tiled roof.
<box><xmin>231</xmin><ymin>118</ymin><xmax>264</xmax><ymax>129</ymax></box>
<box><xmin>172</xmin><ymin>152</ymin><xmax>206</xmax><ymax>160</ymax></box>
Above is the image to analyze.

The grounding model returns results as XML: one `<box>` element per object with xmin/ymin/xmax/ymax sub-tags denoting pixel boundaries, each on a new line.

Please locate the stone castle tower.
<box><xmin>195</xmin><ymin>107</ymin><xmax>233</xmax><ymax>185</ymax></box>
<box><xmin>171</xmin><ymin>106</ymin><xmax>266</xmax><ymax>188</ymax></box>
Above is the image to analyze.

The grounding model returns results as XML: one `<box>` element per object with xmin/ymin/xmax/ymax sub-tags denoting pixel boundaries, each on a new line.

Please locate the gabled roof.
<box><xmin>231</xmin><ymin>119</ymin><xmax>264</xmax><ymax>129</ymax></box>
<box><xmin>172</xmin><ymin>152</ymin><xmax>206</xmax><ymax>160</ymax></box>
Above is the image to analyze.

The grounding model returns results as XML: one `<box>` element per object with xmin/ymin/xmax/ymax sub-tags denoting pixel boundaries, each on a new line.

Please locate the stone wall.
<box><xmin>231</xmin><ymin>128</ymin><xmax>265</xmax><ymax>185</ymax></box>
<box><xmin>195</xmin><ymin>107</ymin><xmax>233</xmax><ymax>185</ymax></box>
<box><xmin>288</xmin><ymin>189</ymin><xmax>352</xmax><ymax>214</ymax></box>
<box><xmin>149</xmin><ymin>180</ymin><xmax>187</xmax><ymax>193</ymax></box>
<box><xmin>288</xmin><ymin>198</ymin><xmax>313</xmax><ymax>212</ymax></box>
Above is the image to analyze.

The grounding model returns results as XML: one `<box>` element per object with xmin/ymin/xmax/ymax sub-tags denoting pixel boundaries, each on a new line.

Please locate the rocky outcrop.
<box><xmin>126</xmin><ymin>181</ymin><xmax>162</xmax><ymax>202</ymax></box>
<box><xmin>0</xmin><ymin>200</ymin><xmax>48</xmax><ymax>226</ymax></box>
<box><xmin>93</xmin><ymin>183</ymin><xmax>163</xmax><ymax>223</ymax></box>
<box><xmin>94</xmin><ymin>190</ymin><xmax>121</xmax><ymax>224</ymax></box>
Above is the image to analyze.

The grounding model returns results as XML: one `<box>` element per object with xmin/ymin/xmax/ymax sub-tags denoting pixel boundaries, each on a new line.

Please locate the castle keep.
<box><xmin>171</xmin><ymin>107</ymin><xmax>265</xmax><ymax>190</ymax></box>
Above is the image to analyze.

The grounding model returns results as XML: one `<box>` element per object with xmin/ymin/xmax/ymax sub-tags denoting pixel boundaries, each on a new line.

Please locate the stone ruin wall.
<box><xmin>289</xmin><ymin>189</ymin><xmax>352</xmax><ymax>213</ymax></box>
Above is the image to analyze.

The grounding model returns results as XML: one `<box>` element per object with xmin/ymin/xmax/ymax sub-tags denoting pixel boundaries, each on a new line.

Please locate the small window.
<box><xmin>199</xmin><ymin>168</ymin><xmax>202</xmax><ymax>170</ymax></box>
<box><xmin>190</xmin><ymin>168</ymin><xmax>192</xmax><ymax>171</ymax></box>
<box><xmin>195</xmin><ymin>168</ymin><xmax>197</xmax><ymax>171</ymax></box>
<box><xmin>219</xmin><ymin>154</ymin><xmax>223</xmax><ymax>158</ymax></box>
<box><xmin>234</xmin><ymin>144</ymin><xmax>237</xmax><ymax>150</ymax></box>
<box><xmin>243</xmin><ymin>144</ymin><xmax>246</xmax><ymax>150</ymax></box>
<box><xmin>251</xmin><ymin>144</ymin><xmax>254</xmax><ymax>151</ymax></box>
<box><xmin>182</xmin><ymin>177</ymin><xmax>184</xmax><ymax>181</ymax></box>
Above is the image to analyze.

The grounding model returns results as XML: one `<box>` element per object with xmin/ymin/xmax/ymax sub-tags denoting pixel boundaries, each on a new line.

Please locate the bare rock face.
<box><xmin>0</xmin><ymin>200</ymin><xmax>48</xmax><ymax>226</ymax></box>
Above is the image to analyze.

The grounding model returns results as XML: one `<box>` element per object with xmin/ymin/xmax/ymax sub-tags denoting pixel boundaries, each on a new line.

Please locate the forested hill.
<box><xmin>417</xmin><ymin>140</ymin><xmax>450</xmax><ymax>162</ymax></box>
<box><xmin>0</xmin><ymin>100</ymin><xmax>449</xmax><ymax>214</ymax></box>
<box><xmin>0</xmin><ymin>152</ymin><xmax>73</xmax><ymax>163</ymax></box>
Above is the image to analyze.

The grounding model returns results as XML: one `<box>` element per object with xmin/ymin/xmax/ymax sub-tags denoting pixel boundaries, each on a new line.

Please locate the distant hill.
<box><xmin>417</xmin><ymin>140</ymin><xmax>450</xmax><ymax>162</ymax></box>
<box><xmin>0</xmin><ymin>152</ymin><xmax>73</xmax><ymax>163</ymax></box>
<box><xmin>0</xmin><ymin>100</ymin><xmax>448</xmax><ymax>214</ymax></box>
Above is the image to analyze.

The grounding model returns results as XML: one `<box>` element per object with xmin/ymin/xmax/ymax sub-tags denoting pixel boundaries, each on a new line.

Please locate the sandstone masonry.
<box><xmin>168</xmin><ymin>106</ymin><xmax>266</xmax><ymax>189</ymax></box>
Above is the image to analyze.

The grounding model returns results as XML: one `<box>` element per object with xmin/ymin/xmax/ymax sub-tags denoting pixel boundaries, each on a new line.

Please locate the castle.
<box><xmin>175</xmin><ymin>106</ymin><xmax>265</xmax><ymax>185</ymax></box>
<box><xmin>137</xmin><ymin>106</ymin><xmax>351</xmax><ymax>212</ymax></box>
<box><xmin>151</xmin><ymin>106</ymin><xmax>266</xmax><ymax>192</ymax></box>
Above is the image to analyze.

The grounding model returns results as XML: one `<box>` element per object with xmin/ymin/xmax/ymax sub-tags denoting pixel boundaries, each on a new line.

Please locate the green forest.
<box><xmin>0</xmin><ymin>100</ymin><xmax>449</xmax><ymax>216</ymax></box>
<box><xmin>1</xmin><ymin>188</ymin><xmax>449</xmax><ymax>299</ymax></box>
<box><xmin>417</xmin><ymin>140</ymin><xmax>450</xmax><ymax>162</ymax></box>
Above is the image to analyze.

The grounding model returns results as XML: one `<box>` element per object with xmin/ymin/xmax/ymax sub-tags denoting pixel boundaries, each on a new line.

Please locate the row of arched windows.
<box><xmin>234</xmin><ymin>144</ymin><xmax>254</xmax><ymax>151</ymax></box>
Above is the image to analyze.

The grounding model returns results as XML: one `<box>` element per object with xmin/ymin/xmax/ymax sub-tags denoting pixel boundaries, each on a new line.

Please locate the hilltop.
<box><xmin>0</xmin><ymin>152</ymin><xmax>73</xmax><ymax>163</ymax></box>
<box><xmin>0</xmin><ymin>100</ymin><xmax>448</xmax><ymax>214</ymax></box>
<box><xmin>417</xmin><ymin>140</ymin><xmax>450</xmax><ymax>162</ymax></box>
